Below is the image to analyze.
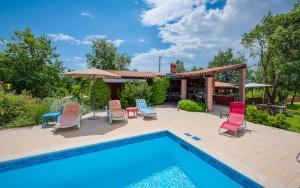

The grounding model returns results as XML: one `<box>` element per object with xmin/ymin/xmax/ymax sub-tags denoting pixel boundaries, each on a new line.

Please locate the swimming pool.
<box><xmin>0</xmin><ymin>131</ymin><xmax>262</xmax><ymax>188</ymax></box>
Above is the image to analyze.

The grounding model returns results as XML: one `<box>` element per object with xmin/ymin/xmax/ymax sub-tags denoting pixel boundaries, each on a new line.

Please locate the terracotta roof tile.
<box><xmin>107</xmin><ymin>70</ymin><xmax>165</xmax><ymax>78</ymax></box>
<box><xmin>177</xmin><ymin>64</ymin><xmax>246</xmax><ymax>77</ymax></box>
<box><xmin>215</xmin><ymin>81</ymin><xmax>238</xmax><ymax>89</ymax></box>
<box><xmin>105</xmin><ymin>64</ymin><xmax>245</xmax><ymax>79</ymax></box>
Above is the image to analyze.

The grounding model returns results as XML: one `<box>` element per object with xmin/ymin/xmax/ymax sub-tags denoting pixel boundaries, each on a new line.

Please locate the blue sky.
<box><xmin>0</xmin><ymin>0</ymin><xmax>296</xmax><ymax>72</ymax></box>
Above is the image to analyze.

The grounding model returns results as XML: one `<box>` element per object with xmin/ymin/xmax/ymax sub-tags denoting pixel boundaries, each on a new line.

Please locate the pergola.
<box><xmin>175</xmin><ymin>64</ymin><xmax>247</xmax><ymax>112</ymax></box>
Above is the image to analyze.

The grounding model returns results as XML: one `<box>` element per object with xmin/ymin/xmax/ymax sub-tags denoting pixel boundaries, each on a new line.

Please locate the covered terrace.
<box><xmin>172</xmin><ymin>63</ymin><xmax>246</xmax><ymax>112</ymax></box>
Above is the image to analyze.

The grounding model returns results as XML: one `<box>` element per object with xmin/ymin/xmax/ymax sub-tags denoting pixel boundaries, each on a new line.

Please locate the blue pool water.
<box><xmin>0</xmin><ymin>131</ymin><xmax>262</xmax><ymax>188</ymax></box>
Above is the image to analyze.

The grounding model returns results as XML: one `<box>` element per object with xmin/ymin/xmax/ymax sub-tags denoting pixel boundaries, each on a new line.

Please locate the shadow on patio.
<box><xmin>53</xmin><ymin>114</ymin><xmax>127</xmax><ymax>138</ymax></box>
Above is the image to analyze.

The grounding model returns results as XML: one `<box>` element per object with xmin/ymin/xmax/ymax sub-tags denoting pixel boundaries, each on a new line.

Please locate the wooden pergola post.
<box><xmin>239</xmin><ymin>68</ymin><xmax>246</xmax><ymax>102</ymax></box>
<box><xmin>180</xmin><ymin>79</ymin><xmax>187</xmax><ymax>99</ymax></box>
<box><xmin>205</xmin><ymin>76</ymin><xmax>214</xmax><ymax>112</ymax></box>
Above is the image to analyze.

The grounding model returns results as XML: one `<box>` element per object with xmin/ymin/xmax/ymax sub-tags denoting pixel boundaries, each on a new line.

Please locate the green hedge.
<box><xmin>151</xmin><ymin>77</ymin><xmax>169</xmax><ymax>105</ymax></box>
<box><xmin>119</xmin><ymin>81</ymin><xmax>152</xmax><ymax>108</ymax></box>
<box><xmin>0</xmin><ymin>91</ymin><xmax>91</xmax><ymax>128</ymax></box>
<box><xmin>246</xmin><ymin>106</ymin><xmax>289</xmax><ymax>129</ymax></box>
<box><xmin>90</xmin><ymin>79</ymin><xmax>111</xmax><ymax>108</ymax></box>
<box><xmin>178</xmin><ymin>100</ymin><xmax>205</xmax><ymax>112</ymax></box>
<box><xmin>0</xmin><ymin>92</ymin><xmax>51</xmax><ymax>128</ymax></box>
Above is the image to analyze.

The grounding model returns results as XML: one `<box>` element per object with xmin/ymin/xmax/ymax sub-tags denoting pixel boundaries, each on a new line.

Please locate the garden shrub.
<box><xmin>246</xmin><ymin>106</ymin><xmax>289</xmax><ymax>130</ymax></box>
<box><xmin>54</xmin><ymin>87</ymin><xmax>69</xmax><ymax>98</ymax></box>
<box><xmin>0</xmin><ymin>90</ymin><xmax>91</xmax><ymax>128</ymax></box>
<box><xmin>0</xmin><ymin>92</ymin><xmax>28</xmax><ymax>126</ymax></box>
<box><xmin>29</xmin><ymin>101</ymin><xmax>51</xmax><ymax>125</ymax></box>
<box><xmin>80</xmin><ymin>104</ymin><xmax>92</xmax><ymax>115</ymax></box>
<box><xmin>90</xmin><ymin>79</ymin><xmax>111</xmax><ymax>108</ymax></box>
<box><xmin>71</xmin><ymin>84</ymin><xmax>81</xmax><ymax>102</ymax></box>
<box><xmin>48</xmin><ymin>97</ymin><xmax>76</xmax><ymax>112</ymax></box>
<box><xmin>119</xmin><ymin>81</ymin><xmax>152</xmax><ymax>107</ymax></box>
<box><xmin>151</xmin><ymin>77</ymin><xmax>169</xmax><ymax>105</ymax></box>
<box><xmin>267</xmin><ymin>113</ymin><xmax>289</xmax><ymax>129</ymax></box>
<box><xmin>0</xmin><ymin>92</ymin><xmax>51</xmax><ymax>128</ymax></box>
<box><xmin>82</xmin><ymin>95</ymin><xmax>90</xmax><ymax>106</ymax></box>
<box><xmin>246</xmin><ymin>106</ymin><xmax>269</xmax><ymax>125</ymax></box>
<box><xmin>178</xmin><ymin>100</ymin><xmax>205</xmax><ymax>112</ymax></box>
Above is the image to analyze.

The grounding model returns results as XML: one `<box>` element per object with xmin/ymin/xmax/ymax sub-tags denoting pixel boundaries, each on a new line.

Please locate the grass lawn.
<box><xmin>286</xmin><ymin>102</ymin><xmax>300</xmax><ymax>133</ymax></box>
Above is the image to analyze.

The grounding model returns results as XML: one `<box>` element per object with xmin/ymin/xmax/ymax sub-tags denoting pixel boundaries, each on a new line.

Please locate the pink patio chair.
<box><xmin>53</xmin><ymin>103</ymin><xmax>81</xmax><ymax>132</ymax></box>
<box><xmin>107</xmin><ymin>100</ymin><xmax>127</xmax><ymax>124</ymax></box>
<box><xmin>219</xmin><ymin>102</ymin><xmax>246</xmax><ymax>137</ymax></box>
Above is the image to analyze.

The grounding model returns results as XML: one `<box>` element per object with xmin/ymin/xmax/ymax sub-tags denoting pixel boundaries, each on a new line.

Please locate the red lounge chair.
<box><xmin>219</xmin><ymin>102</ymin><xmax>246</xmax><ymax>137</ymax></box>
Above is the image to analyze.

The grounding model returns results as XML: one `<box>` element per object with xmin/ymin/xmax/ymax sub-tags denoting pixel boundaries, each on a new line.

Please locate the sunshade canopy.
<box><xmin>62</xmin><ymin>68</ymin><xmax>120</xmax><ymax>120</ymax></box>
<box><xmin>62</xmin><ymin>68</ymin><xmax>121</xmax><ymax>78</ymax></box>
<box><xmin>245</xmin><ymin>82</ymin><xmax>271</xmax><ymax>88</ymax></box>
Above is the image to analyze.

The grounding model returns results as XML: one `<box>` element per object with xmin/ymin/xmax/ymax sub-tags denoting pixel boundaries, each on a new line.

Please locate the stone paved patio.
<box><xmin>0</xmin><ymin>104</ymin><xmax>299</xmax><ymax>187</ymax></box>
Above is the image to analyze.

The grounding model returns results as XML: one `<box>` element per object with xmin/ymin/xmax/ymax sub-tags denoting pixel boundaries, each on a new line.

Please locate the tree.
<box><xmin>175</xmin><ymin>60</ymin><xmax>186</xmax><ymax>73</ymax></box>
<box><xmin>91</xmin><ymin>79</ymin><xmax>111</xmax><ymax>108</ymax></box>
<box><xmin>151</xmin><ymin>77</ymin><xmax>169</xmax><ymax>105</ymax></box>
<box><xmin>86</xmin><ymin>39</ymin><xmax>130</xmax><ymax>70</ymax></box>
<box><xmin>115</xmin><ymin>53</ymin><xmax>131</xmax><ymax>70</ymax></box>
<box><xmin>119</xmin><ymin>81</ymin><xmax>152</xmax><ymax>107</ymax></box>
<box><xmin>0</xmin><ymin>28</ymin><xmax>63</xmax><ymax>98</ymax></box>
<box><xmin>270</xmin><ymin>3</ymin><xmax>300</xmax><ymax>105</ymax></box>
<box><xmin>242</xmin><ymin>2</ymin><xmax>300</xmax><ymax>103</ymax></box>
<box><xmin>246</xmin><ymin>66</ymin><xmax>260</xmax><ymax>83</ymax></box>
<box><xmin>208</xmin><ymin>48</ymin><xmax>245</xmax><ymax>83</ymax></box>
<box><xmin>242</xmin><ymin>12</ymin><xmax>277</xmax><ymax>102</ymax></box>
<box><xmin>191</xmin><ymin>66</ymin><xmax>203</xmax><ymax>71</ymax></box>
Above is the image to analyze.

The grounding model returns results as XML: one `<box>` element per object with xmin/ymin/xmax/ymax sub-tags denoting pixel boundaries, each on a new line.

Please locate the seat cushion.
<box><xmin>228</xmin><ymin>113</ymin><xmax>244</xmax><ymax>125</ymax></box>
<box><xmin>57</xmin><ymin>115</ymin><xmax>77</xmax><ymax>126</ymax></box>
<box><xmin>220</xmin><ymin>122</ymin><xmax>240</xmax><ymax>132</ymax></box>
<box><xmin>110</xmin><ymin>110</ymin><xmax>124</xmax><ymax>117</ymax></box>
<box><xmin>141</xmin><ymin>108</ymin><xmax>156</xmax><ymax>115</ymax></box>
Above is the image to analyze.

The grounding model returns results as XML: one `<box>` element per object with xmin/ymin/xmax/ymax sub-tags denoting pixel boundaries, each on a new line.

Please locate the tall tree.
<box><xmin>241</xmin><ymin>13</ymin><xmax>277</xmax><ymax>102</ymax></box>
<box><xmin>242</xmin><ymin>2</ymin><xmax>300</xmax><ymax>103</ymax></box>
<box><xmin>191</xmin><ymin>66</ymin><xmax>203</xmax><ymax>71</ymax></box>
<box><xmin>271</xmin><ymin>2</ymin><xmax>300</xmax><ymax>104</ymax></box>
<box><xmin>175</xmin><ymin>60</ymin><xmax>186</xmax><ymax>73</ymax></box>
<box><xmin>0</xmin><ymin>28</ymin><xmax>63</xmax><ymax>97</ymax></box>
<box><xmin>208</xmin><ymin>48</ymin><xmax>245</xmax><ymax>83</ymax></box>
<box><xmin>86</xmin><ymin>38</ymin><xmax>130</xmax><ymax>70</ymax></box>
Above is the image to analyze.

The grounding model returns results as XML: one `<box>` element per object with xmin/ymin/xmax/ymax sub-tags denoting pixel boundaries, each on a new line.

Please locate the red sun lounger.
<box><xmin>219</xmin><ymin>102</ymin><xmax>246</xmax><ymax>137</ymax></box>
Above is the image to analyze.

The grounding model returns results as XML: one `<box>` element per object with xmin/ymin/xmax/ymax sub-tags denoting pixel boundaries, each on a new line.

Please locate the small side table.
<box><xmin>42</xmin><ymin>112</ymin><xmax>61</xmax><ymax>128</ymax></box>
<box><xmin>125</xmin><ymin>107</ymin><xmax>137</xmax><ymax>118</ymax></box>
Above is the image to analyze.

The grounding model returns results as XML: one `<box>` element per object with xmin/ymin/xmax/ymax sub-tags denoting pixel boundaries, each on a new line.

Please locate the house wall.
<box><xmin>108</xmin><ymin>83</ymin><xmax>123</xmax><ymax>100</ymax></box>
<box><xmin>214</xmin><ymin>95</ymin><xmax>235</xmax><ymax>106</ymax></box>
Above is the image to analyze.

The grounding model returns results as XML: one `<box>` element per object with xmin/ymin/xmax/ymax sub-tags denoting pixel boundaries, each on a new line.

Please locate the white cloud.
<box><xmin>63</xmin><ymin>56</ymin><xmax>87</xmax><ymax>69</ymax></box>
<box><xmin>78</xmin><ymin>63</ymin><xmax>87</xmax><ymax>67</ymax></box>
<box><xmin>81</xmin><ymin>11</ymin><xmax>95</xmax><ymax>18</ymax></box>
<box><xmin>84</xmin><ymin>34</ymin><xmax>106</xmax><ymax>41</ymax></box>
<box><xmin>64</xmin><ymin>56</ymin><xmax>84</xmax><ymax>62</ymax></box>
<box><xmin>112</xmin><ymin>39</ymin><xmax>124</xmax><ymax>47</ymax></box>
<box><xmin>133</xmin><ymin>0</ymin><xmax>295</xmax><ymax>72</ymax></box>
<box><xmin>48</xmin><ymin>33</ymin><xmax>77</xmax><ymax>42</ymax></box>
<box><xmin>48</xmin><ymin>33</ymin><xmax>124</xmax><ymax>46</ymax></box>
<box><xmin>138</xmin><ymin>38</ymin><xmax>145</xmax><ymax>43</ymax></box>
<box><xmin>141</xmin><ymin>0</ymin><xmax>202</xmax><ymax>26</ymax></box>
<box><xmin>82</xmin><ymin>34</ymin><xmax>106</xmax><ymax>45</ymax></box>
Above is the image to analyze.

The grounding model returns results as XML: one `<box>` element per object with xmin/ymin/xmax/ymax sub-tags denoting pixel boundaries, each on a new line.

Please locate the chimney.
<box><xmin>170</xmin><ymin>63</ymin><xmax>177</xmax><ymax>73</ymax></box>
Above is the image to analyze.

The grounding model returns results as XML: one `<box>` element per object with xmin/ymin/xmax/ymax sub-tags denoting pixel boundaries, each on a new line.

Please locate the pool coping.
<box><xmin>0</xmin><ymin>129</ymin><xmax>265</xmax><ymax>187</ymax></box>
